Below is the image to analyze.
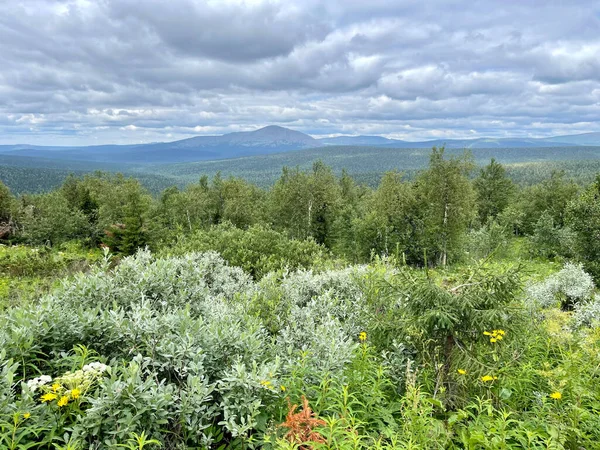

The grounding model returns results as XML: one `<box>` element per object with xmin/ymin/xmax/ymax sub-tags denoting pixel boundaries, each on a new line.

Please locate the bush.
<box><xmin>2</xmin><ymin>249</ymin><xmax>600</xmax><ymax>448</ymax></box>
<box><xmin>529</xmin><ymin>211</ymin><xmax>576</xmax><ymax>258</ymax></box>
<box><xmin>465</xmin><ymin>220</ymin><xmax>510</xmax><ymax>261</ymax></box>
<box><xmin>525</xmin><ymin>262</ymin><xmax>595</xmax><ymax>310</ymax></box>
<box><xmin>164</xmin><ymin>223</ymin><xmax>330</xmax><ymax>279</ymax></box>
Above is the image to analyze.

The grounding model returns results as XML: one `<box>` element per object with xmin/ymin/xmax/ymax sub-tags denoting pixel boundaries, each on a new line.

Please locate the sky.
<box><xmin>1</xmin><ymin>0</ymin><xmax>599</xmax><ymax>145</ymax></box>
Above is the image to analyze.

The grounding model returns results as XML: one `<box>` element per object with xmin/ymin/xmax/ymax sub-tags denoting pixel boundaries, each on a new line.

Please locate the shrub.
<box><xmin>165</xmin><ymin>223</ymin><xmax>329</xmax><ymax>279</ymax></box>
<box><xmin>525</xmin><ymin>262</ymin><xmax>595</xmax><ymax>310</ymax></box>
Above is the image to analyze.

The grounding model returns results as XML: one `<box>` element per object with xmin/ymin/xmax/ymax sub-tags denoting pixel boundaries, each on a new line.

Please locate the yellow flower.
<box><xmin>457</xmin><ymin>369</ymin><xmax>467</xmax><ymax>375</ymax></box>
<box><xmin>51</xmin><ymin>383</ymin><xmax>61</xmax><ymax>392</ymax></box>
<box><xmin>550</xmin><ymin>392</ymin><xmax>562</xmax><ymax>400</ymax></box>
<box><xmin>483</xmin><ymin>331</ymin><xmax>492</xmax><ymax>336</ymax></box>
<box><xmin>481</xmin><ymin>375</ymin><xmax>496</xmax><ymax>382</ymax></box>
<box><xmin>70</xmin><ymin>388</ymin><xmax>81</xmax><ymax>399</ymax></box>
<box><xmin>496</xmin><ymin>330</ymin><xmax>505</xmax><ymax>336</ymax></box>
<box><xmin>260</xmin><ymin>380</ymin><xmax>273</xmax><ymax>389</ymax></box>
<box><xmin>359</xmin><ymin>332</ymin><xmax>367</xmax><ymax>342</ymax></box>
<box><xmin>57</xmin><ymin>396</ymin><xmax>69</xmax><ymax>407</ymax></box>
<box><xmin>280</xmin><ymin>385</ymin><xmax>286</xmax><ymax>392</ymax></box>
<box><xmin>490</xmin><ymin>337</ymin><xmax>497</xmax><ymax>343</ymax></box>
<box><xmin>40</xmin><ymin>393</ymin><xmax>57</xmax><ymax>403</ymax></box>
<box><xmin>23</xmin><ymin>413</ymin><xmax>31</xmax><ymax>419</ymax></box>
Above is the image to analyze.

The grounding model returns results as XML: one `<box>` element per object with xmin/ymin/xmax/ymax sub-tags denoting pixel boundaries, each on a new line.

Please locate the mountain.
<box><xmin>1</xmin><ymin>126</ymin><xmax>600</xmax><ymax>166</ymax></box>
<box><xmin>0</xmin><ymin>125</ymin><xmax>321</xmax><ymax>164</ymax></box>
<box><xmin>318</xmin><ymin>135</ymin><xmax>399</xmax><ymax>146</ymax></box>
<box><xmin>541</xmin><ymin>132</ymin><xmax>600</xmax><ymax>146</ymax></box>
<box><xmin>317</xmin><ymin>134</ymin><xmax>600</xmax><ymax>149</ymax></box>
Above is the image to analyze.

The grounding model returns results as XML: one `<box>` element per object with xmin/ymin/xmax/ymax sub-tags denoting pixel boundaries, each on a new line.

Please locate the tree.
<box><xmin>415</xmin><ymin>148</ymin><xmax>476</xmax><ymax>266</ymax></box>
<box><xmin>474</xmin><ymin>159</ymin><xmax>514</xmax><ymax>224</ymax></box>
<box><xmin>354</xmin><ymin>171</ymin><xmax>420</xmax><ymax>262</ymax></box>
<box><xmin>519</xmin><ymin>170</ymin><xmax>578</xmax><ymax>234</ymax></box>
<box><xmin>96</xmin><ymin>177</ymin><xmax>151</xmax><ymax>254</ymax></box>
<box><xmin>0</xmin><ymin>181</ymin><xmax>15</xmax><ymax>240</ymax></box>
<box><xmin>220</xmin><ymin>177</ymin><xmax>265</xmax><ymax>228</ymax></box>
<box><xmin>330</xmin><ymin>170</ymin><xmax>363</xmax><ymax>260</ymax></box>
<box><xmin>393</xmin><ymin>264</ymin><xmax>522</xmax><ymax>405</ymax></box>
<box><xmin>268</xmin><ymin>162</ymin><xmax>341</xmax><ymax>245</ymax></box>
<box><xmin>567</xmin><ymin>176</ymin><xmax>600</xmax><ymax>280</ymax></box>
<box><xmin>18</xmin><ymin>192</ymin><xmax>90</xmax><ymax>245</ymax></box>
<box><xmin>529</xmin><ymin>211</ymin><xmax>575</xmax><ymax>258</ymax></box>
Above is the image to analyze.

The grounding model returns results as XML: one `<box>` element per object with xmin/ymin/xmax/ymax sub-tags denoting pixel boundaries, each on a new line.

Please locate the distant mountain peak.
<box><xmin>224</xmin><ymin>125</ymin><xmax>318</xmax><ymax>146</ymax></box>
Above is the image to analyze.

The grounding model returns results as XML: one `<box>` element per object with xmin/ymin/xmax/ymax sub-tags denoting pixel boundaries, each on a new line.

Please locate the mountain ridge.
<box><xmin>1</xmin><ymin>126</ymin><xmax>600</xmax><ymax>165</ymax></box>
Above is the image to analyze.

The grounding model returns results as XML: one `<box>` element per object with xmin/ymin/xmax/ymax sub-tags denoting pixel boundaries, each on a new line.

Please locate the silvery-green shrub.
<box><xmin>573</xmin><ymin>295</ymin><xmax>600</xmax><ymax>328</ymax></box>
<box><xmin>525</xmin><ymin>262</ymin><xmax>594</xmax><ymax>310</ymax></box>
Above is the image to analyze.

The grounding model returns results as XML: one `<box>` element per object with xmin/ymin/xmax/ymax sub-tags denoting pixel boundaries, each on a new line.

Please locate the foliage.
<box><xmin>529</xmin><ymin>211</ymin><xmax>576</xmax><ymax>258</ymax></box>
<box><xmin>164</xmin><ymin>223</ymin><xmax>329</xmax><ymax>279</ymax></box>
<box><xmin>415</xmin><ymin>147</ymin><xmax>476</xmax><ymax>265</ymax></box>
<box><xmin>474</xmin><ymin>158</ymin><xmax>515</xmax><ymax>224</ymax></box>
<box><xmin>525</xmin><ymin>262</ymin><xmax>595</xmax><ymax>310</ymax></box>
<box><xmin>0</xmin><ymin>247</ymin><xmax>599</xmax><ymax>448</ymax></box>
<box><xmin>567</xmin><ymin>176</ymin><xmax>600</xmax><ymax>281</ymax></box>
<box><xmin>2</xmin><ymin>147</ymin><xmax>600</xmax><ymax>448</ymax></box>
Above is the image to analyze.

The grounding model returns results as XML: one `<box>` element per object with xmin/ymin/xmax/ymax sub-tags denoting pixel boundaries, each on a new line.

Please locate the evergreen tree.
<box><xmin>99</xmin><ymin>178</ymin><xmax>151</xmax><ymax>254</ymax></box>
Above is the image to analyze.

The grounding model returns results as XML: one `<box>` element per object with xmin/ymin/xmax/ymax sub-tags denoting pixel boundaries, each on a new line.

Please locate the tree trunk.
<box><xmin>441</xmin><ymin>203</ymin><xmax>449</xmax><ymax>266</ymax></box>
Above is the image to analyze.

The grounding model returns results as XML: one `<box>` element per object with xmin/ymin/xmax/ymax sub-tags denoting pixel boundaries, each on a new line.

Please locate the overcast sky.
<box><xmin>1</xmin><ymin>0</ymin><xmax>599</xmax><ymax>145</ymax></box>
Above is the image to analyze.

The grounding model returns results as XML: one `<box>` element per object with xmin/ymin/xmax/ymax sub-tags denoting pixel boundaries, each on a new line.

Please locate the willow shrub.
<box><xmin>1</xmin><ymin>249</ymin><xmax>600</xmax><ymax>448</ymax></box>
<box><xmin>163</xmin><ymin>223</ymin><xmax>331</xmax><ymax>279</ymax></box>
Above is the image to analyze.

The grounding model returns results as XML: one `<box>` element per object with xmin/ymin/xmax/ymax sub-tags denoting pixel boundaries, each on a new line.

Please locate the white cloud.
<box><xmin>0</xmin><ymin>0</ymin><xmax>599</xmax><ymax>145</ymax></box>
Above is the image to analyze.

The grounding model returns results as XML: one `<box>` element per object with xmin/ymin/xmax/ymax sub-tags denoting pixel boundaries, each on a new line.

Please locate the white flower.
<box><xmin>26</xmin><ymin>375</ymin><xmax>52</xmax><ymax>392</ymax></box>
<box><xmin>83</xmin><ymin>362</ymin><xmax>108</xmax><ymax>374</ymax></box>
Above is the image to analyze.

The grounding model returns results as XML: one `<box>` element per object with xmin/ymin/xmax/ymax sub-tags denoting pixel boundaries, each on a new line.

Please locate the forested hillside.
<box><xmin>3</xmin><ymin>144</ymin><xmax>600</xmax><ymax>193</ymax></box>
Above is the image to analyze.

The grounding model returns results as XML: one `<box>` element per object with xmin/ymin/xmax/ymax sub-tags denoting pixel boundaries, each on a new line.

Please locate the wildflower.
<box><xmin>281</xmin><ymin>385</ymin><xmax>286</xmax><ymax>392</ymax></box>
<box><xmin>550</xmin><ymin>392</ymin><xmax>562</xmax><ymax>400</ymax></box>
<box><xmin>457</xmin><ymin>369</ymin><xmax>467</xmax><ymax>375</ymax></box>
<box><xmin>260</xmin><ymin>380</ymin><xmax>273</xmax><ymax>389</ymax></box>
<box><xmin>26</xmin><ymin>375</ymin><xmax>52</xmax><ymax>393</ymax></box>
<box><xmin>70</xmin><ymin>388</ymin><xmax>81</xmax><ymax>399</ymax></box>
<box><xmin>57</xmin><ymin>396</ymin><xmax>69</xmax><ymax>407</ymax></box>
<box><xmin>41</xmin><ymin>393</ymin><xmax>57</xmax><ymax>403</ymax></box>
<box><xmin>23</xmin><ymin>413</ymin><xmax>31</xmax><ymax>419</ymax></box>
<box><xmin>82</xmin><ymin>362</ymin><xmax>108</xmax><ymax>374</ymax></box>
<box><xmin>52</xmin><ymin>383</ymin><xmax>61</xmax><ymax>392</ymax></box>
<box><xmin>359</xmin><ymin>331</ymin><xmax>367</xmax><ymax>342</ymax></box>
<box><xmin>481</xmin><ymin>375</ymin><xmax>497</xmax><ymax>382</ymax></box>
<box><xmin>484</xmin><ymin>329</ymin><xmax>507</xmax><ymax>343</ymax></box>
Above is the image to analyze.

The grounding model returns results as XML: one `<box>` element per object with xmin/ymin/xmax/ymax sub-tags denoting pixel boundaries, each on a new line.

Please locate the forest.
<box><xmin>2</xmin><ymin>147</ymin><xmax>600</xmax><ymax>448</ymax></box>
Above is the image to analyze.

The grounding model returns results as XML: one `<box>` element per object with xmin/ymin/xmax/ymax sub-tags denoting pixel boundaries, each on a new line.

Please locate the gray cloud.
<box><xmin>0</xmin><ymin>0</ymin><xmax>599</xmax><ymax>145</ymax></box>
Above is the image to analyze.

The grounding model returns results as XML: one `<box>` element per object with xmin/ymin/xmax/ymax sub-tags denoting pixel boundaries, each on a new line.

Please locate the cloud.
<box><xmin>0</xmin><ymin>0</ymin><xmax>599</xmax><ymax>145</ymax></box>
